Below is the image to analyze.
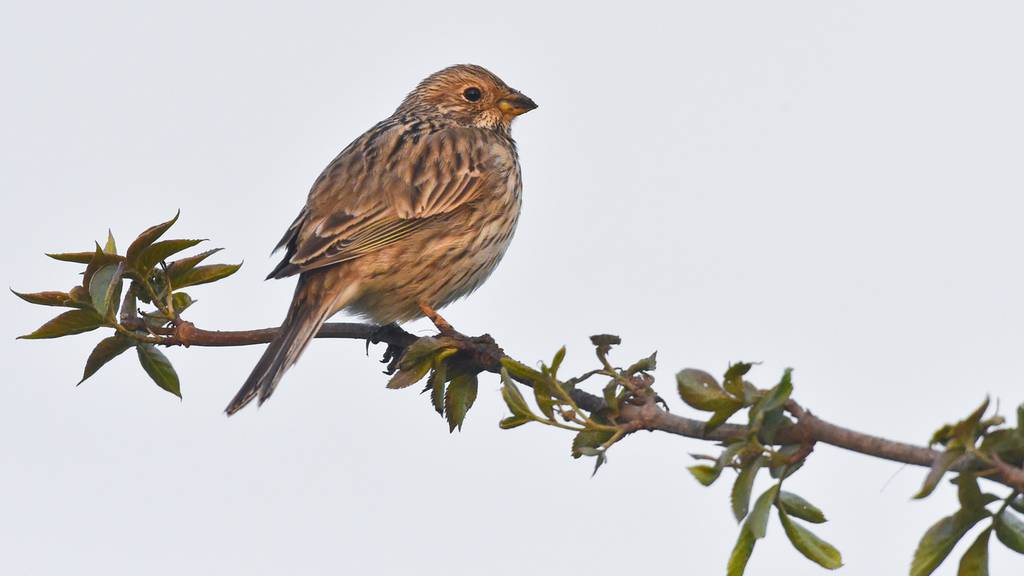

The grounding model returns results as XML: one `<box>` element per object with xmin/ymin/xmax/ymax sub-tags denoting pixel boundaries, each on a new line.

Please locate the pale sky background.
<box><xmin>2</xmin><ymin>2</ymin><xmax>1023</xmax><ymax>575</ymax></box>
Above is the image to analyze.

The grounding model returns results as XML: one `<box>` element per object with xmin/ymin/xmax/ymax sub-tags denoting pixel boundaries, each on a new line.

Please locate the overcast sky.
<box><xmin>3</xmin><ymin>2</ymin><xmax>1023</xmax><ymax>575</ymax></box>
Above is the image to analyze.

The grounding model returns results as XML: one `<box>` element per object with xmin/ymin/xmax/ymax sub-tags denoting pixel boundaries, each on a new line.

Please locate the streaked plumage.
<box><xmin>226</xmin><ymin>64</ymin><xmax>536</xmax><ymax>415</ymax></box>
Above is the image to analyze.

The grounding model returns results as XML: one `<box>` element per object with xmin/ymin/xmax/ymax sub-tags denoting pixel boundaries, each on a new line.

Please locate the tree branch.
<box><xmin>139</xmin><ymin>319</ymin><xmax>1024</xmax><ymax>492</ymax></box>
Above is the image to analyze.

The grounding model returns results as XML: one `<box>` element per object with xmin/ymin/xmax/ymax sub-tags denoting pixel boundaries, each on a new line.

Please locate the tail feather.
<box><xmin>225</xmin><ymin>274</ymin><xmax>352</xmax><ymax>415</ymax></box>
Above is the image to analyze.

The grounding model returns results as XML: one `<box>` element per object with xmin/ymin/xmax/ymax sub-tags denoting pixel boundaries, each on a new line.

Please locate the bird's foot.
<box><xmin>367</xmin><ymin>323</ymin><xmax>407</xmax><ymax>375</ymax></box>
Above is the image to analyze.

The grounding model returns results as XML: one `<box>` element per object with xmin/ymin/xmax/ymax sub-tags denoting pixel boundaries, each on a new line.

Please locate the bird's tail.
<box><xmin>225</xmin><ymin>273</ymin><xmax>353</xmax><ymax>415</ymax></box>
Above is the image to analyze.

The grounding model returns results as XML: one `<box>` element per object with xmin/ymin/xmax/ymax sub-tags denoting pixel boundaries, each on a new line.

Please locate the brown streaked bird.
<box><xmin>225</xmin><ymin>64</ymin><xmax>537</xmax><ymax>415</ymax></box>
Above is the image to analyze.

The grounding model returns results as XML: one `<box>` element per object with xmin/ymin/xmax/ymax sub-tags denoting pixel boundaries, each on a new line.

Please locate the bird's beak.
<box><xmin>498</xmin><ymin>91</ymin><xmax>538</xmax><ymax>117</ymax></box>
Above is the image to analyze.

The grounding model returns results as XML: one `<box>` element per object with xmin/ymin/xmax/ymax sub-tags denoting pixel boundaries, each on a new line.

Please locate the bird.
<box><xmin>225</xmin><ymin>64</ymin><xmax>537</xmax><ymax>415</ymax></box>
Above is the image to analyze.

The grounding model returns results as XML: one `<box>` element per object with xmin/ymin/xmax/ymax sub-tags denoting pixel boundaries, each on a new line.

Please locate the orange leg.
<box><xmin>418</xmin><ymin>301</ymin><xmax>457</xmax><ymax>336</ymax></box>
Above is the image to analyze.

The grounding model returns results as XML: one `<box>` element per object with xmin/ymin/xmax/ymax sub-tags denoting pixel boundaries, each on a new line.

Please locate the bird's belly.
<box><xmin>344</xmin><ymin>208</ymin><xmax>519</xmax><ymax>324</ymax></box>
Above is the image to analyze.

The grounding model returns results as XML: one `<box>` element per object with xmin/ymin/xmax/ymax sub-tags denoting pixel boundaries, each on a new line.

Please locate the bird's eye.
<box><xmin>462</xmin><ymin>87</ymin><xmax>482</xmax><ymax>102</ymax></box>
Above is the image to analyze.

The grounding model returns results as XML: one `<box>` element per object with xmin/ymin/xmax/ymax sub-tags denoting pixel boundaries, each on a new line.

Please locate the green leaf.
<box><xmin>749</xmin><ymin>484</ymin><xmax>780</xmax><ymax>539</ymax></box>
<box><xmin>87</xmin><ymin>262</ymin><xmax>124</xmax><ymax>319</ymax></box>
<box><xmin>83</xmin><ymin>245</ymin><xmax>122</xmax><ymax>291</ymax></box>
<box><xmin>500</xmin><ymin>357</ymin><xmax>546</xmax><ymax>386</ymax></box>
<box><xmin>397</xmin><ymin>338</ymin><xmax>445</xmax><ymax>369</ymax></box>
<box><xmin>751</xmin><ymin>368</ymin><xmax>793</xmax><ymax>419</ymax></box>
<box><xmin>727</xmin><ymin>525</ymin><xmax>756</xmax><ymax>576</ymax></box>
<box><xmin>499</xmin><ymin>416</ymin><xmax>530</xmax><ymax>429</ymax></box>
<box><xmin>732</xmin><ymin>454</ymin><xmax>765</xmax><ymax>522</ymax></box>
<box><xmin>500</xmin><ymin>368</ymin><xmax>534</xmax><ymax>420</ymax></box>
<box><xmin>706</xmin><ymin>404</ymin><xmax>743</xmax><ymax>434</ymax></box>
<box><xmin>136</xmin><ymin>343</ymin><xmax>180</xmax><ymax>397</ymax></box>
<box><xmin>915</xmin><ymin>449</ymin><xmax>964</xmax><ymax>499</ymax></box>
<box><xmin>171</xmin><ymin>292</ymin><xmax>194</xmax><ymax>314</ymax></box>
<box><xmin>103</xmin><ymin>230</ymin><xmax>117</xmax><ymax>254</ymax></box>
<box><xmin>626</xmin><ymin>351</ymin><xmax>657</xmax><ymax>374</ymax></box>
<box><xmin>165</xmin><ymin>247</ymin><xmax>222</xmax><ymax>277</ymax></box>
<box><xmin>444</xmin><ymin>372</ymin><xmax>478</xmax><ymax>432</ymax></box>
<box><xmin>723</xmin><ymin>362</ymin><xmax>754</xmax><ymax>398</ymax></box>
<box><xmin>168</xmin><ymin>263</ymin><xmax>241</xmax><ymax>289</ymax></box>
<box><xmin>134</xmin><ymin>238</ymin><xmax>205</xmax><ymax>274</ymax></box>
<box><xmin>777</xmin><ymin>491</ymin><xmax>827</xmax><ymax>523</ymax></box>
<box><xmin>535</xmin><ymin>381</ymin><xmax>557</xmax><ymax>420</ymax></box>
<box><xmin>429</xmin><ymin>368</ymin><xmax>446</xmax><ymax>416</ymax></box>
<box><xmin>911</xmin><ymin>508</ymin><xmax>990</xmax><ymax>576</ymax></box>
<box><xmin>957</xmin><ymin>528</ymin><xmax>990</xmax><ymax>576</ymax></box>
<box><xmin>1011</xmin><ymin>495</ymin><xmax>1024</xmax><ymax>514</ymax></box>
<box><xmin>778</xmin><ymin>508</ymin><xmax>843</xmax><ymax>569</ymax></box>
<box><xmin>125</xmin><ymin>212</ymin><xmax>179</xmax><ymax>270</ymax></box>
<box><xmin>677</xmin><ymin>368</ymin><xmax>742</xmax><ymax>412</ymax></box>
<box><xmin>10</xmin><ymin>289</ymin><xmax>88</xmax><ymax>308</ymax></box>
<box><xmin>80</xmin><ymin>334</ymin><xmax>132</xmax><ymax>384</ymax></box>
<box><xmin>46</xmin><ymin>251</ymin><xmax>96</xmax><ymax>264</ymax></box>
<box><xmin>18</xmin><ymin>309</ymin><xmax>104</xmax><ymax>339</ymax></box>
<box><xmin>956</xmin><ymin>474</ymin><xmax>990</xmax><ymax>512</ymax></box>
<box><xmin>571</xmin><ymin>428</ymin><xmax>615</xmax><ymax>459</ymax></box>
<box><xmin>994</xmin><ymin>509</ymin><xmax>1024</xmax><ymax>554</ymax></box>
<box><xmin>386</xmin><ymin>358</ymin><xmax>432</xmax><ymax>389</ymax></box>
<box><xmin>688</xmin><ymin>464</ymin><xmax>721</xmax><ymax>487</ymax></box>
<box><xmin>550</xmin><ymin>345</ymin><xmax>566</xmax><ymax>376</ymax></box>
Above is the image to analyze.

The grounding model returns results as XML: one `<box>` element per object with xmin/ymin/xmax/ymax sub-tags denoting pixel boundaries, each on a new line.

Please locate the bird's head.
<box><xmin>397</xmin><ymin>64</ymin><xmax>537</xmax><ymax>133</ymax></box>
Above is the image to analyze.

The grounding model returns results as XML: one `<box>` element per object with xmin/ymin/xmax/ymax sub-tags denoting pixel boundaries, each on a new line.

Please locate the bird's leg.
<box><xmin>418</xmin><ymin>301</ymin><xmax>459</xmax><ymax>337</ymax></box>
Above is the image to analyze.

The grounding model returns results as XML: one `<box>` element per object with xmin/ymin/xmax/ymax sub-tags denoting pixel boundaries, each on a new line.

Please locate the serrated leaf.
<box><xmin>135</xmin><ymin>343</ymin><xmax>180</xmax><ymax>397</ymax></box>
<box><xmin>135</xmin><ymin>238</ymin><xmax>205</xmax><ymax>274</ymax></box>
<box><xmin>749</xmin><ymin>484</ymin><xmax>780</xmax><ymax>539</ymax></box>
<box><xmin>429</xmin><ymin>369</ymin><xmax>446</xmax><ymax>416</ymax></box>
<box><xmin>915</xmin><ymin>449</ymin><xmax>964</xmax><ymax>499</ymax></box>
<box><xmin>688</xmin><ymin>464</ymin><xmax>721</xmax><ymax>487</ymax></box>
<box><xmin>995</xmin><ymin>509</ymin><xmax>1024</xmax><ymax>553</ymax></box>
<box><xmin>732</xmin><ymin>454</ymin><xmax>765</xmax><ymax>522</ymax></box>
<box><xmin>80</xmin><ymin>334</ymin><xmax>132</xmax><ymax>383</ymax></box>
<box><xmin>500</xmin><ymin>368</ymin><xmax>534</xmax><ymax>420</ymax></box>
<box><xmin>18</xmin><ymin>309</ymin><xmax>104</xmax><ymax>339</ymax></box>
<box><xmin>677</xmin><ymin>368</ymin><xmax>742</xmax><ymax>412</ymax></box>
<box><xmin>396</xmin><ymin>338</ymin><xmax>445</xmax><ymax>370</ymax></box>
<box><xmin>777</xmin><ymin>491</ymin><xmax>827</xmax><ymax>523</ymax></box>
<box><xmin>386</xmin><ymin>358</ymin><xmax>432</xmax><ymax>389</ymax></box>
<box><xmin>571</xmin><ymin>428</ymin><xmax>614</xmax><ymax>459</ymax></box>
<box><xmin>445</xmin><ymin>372</ymin><xmax>478</xmax><ymax>432</ymax></box>
<box><xmin>103</xmin><ymin>230</ymin><xmax>117</xmax><ymax>254</ymax></box>
<box><xmin>727</xmin><ymin>525</ymin><xmax>756</xmax><ymax>576</ymax></box>
<box><xmin>957</xmin><ymin>528</ymin><xmax>990</xmax><ymax>576</ymax></box>
<box><xmin>125</xmin><ymin>212</ymin><xmax>179</xmax><ymax>269</ymax></box>
<box><xmin>10</xmin><ymin>289</ymin><xmax>87</xmax><ymax>308</ymax></box>
<box><xmin>911</xmin><ymin>508</ymin><xmax>990</xmax><ymax>576</ymax></box>
<box><xmin>169</xmin><ymin>263</ymin><xmax>241</xmax><ymax>289</ymax></box>
<box><xmin>46</xmin><ymin>251</ymin><xmax>96</xmax><ymax>264</ymax></box>
<box><xmin>499</xmin><ymin>416</ymin><xmax>530</xmax><ymax>429</ymax></box>
<box><xmin>165</xmin><ymin>247</ymin><xmax>222</xmax><ymax>277</ymax></box>
<box><xmin>779</xmin><ymin>508</ymin><xmax>843</xmax><ymax>569</ymax></box>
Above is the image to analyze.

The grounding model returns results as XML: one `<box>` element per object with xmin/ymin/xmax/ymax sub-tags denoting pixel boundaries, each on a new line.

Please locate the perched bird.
<box><xmin>226</xmin><ymin>64</ymin><xmax>537</xmax><ymax>415</ymax></box>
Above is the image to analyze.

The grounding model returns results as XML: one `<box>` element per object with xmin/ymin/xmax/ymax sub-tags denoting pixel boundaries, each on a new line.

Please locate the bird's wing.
<box><xmin>268</xmin><ymin>123</ymin><xmax>512</xmax><ymax>279</ymax></box>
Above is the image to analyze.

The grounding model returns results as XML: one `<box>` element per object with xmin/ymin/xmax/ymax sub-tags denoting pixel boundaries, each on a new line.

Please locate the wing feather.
<box><xmin>268</xmin><ymin>122</ymin><xmax>511</xmax><ymax>279</ymax></box>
